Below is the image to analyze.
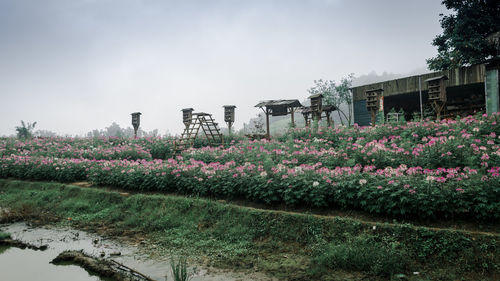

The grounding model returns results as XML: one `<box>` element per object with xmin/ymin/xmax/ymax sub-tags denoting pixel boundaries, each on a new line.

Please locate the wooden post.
<box><xmin>303</xmin><ymin>113</ymin><xmax>309</xmax><ymax>127</ymax></box>
<box><xmin>265</xmin><ymin>108</ymin><xmax>270</xmax><ymax>139</ymax></box>
<box><xmin>290</xmin><ymin>108</ymin><xmax>295</xmax><ymax>128</ymax></box>
<box><xmin>326</xmin><ymin>112</ymin><xmax>331</xmax><ymax>127</ymax></box>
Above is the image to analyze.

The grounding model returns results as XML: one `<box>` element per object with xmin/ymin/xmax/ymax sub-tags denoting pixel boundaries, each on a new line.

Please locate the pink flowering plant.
<box><xmin>1</xmin><ymin>113</ymin><xmax>499</xmax><ymax>220</ymax></box>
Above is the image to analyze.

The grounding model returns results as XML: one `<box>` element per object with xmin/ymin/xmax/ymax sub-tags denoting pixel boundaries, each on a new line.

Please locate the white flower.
<box><xmin>312</xmin><ymin>181</ymin><xmax>319</xmax><ymax>187</ymax></box>
<box><xmin>359</xmin><ymin>179</ymin><xmax>367</xmax><ymax>185</ymax></box>
<box><xmin>260</xmin><ymin>171</ymin><xmax>267</xmax><ymax>177</ymax></box>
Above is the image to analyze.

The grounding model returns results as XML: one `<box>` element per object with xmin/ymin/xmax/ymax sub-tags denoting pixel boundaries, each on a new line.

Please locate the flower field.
<box><xmin>1</xmin><ymin>114</ymin><xmax>499</xmax><ymax>220</ymax></box>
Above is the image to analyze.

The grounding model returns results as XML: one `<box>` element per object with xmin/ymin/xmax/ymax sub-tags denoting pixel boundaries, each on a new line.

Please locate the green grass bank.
<box><xmin>0</xmin><ymin>231</ymin><xmax>10</xmax><ymax>240</ymax></box>
<box><xmin>0</xmin><ymin>179</ymin><xmax>498</xmax><ymax>281</ymax></box>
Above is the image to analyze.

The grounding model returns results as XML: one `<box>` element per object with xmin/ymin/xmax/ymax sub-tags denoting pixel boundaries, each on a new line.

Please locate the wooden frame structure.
<box><xmin>425</xmin><ymin>75</ymin><xmax>448</xmax><ymax>120</ymax></box>
<box><xmin>365</xmin><ymin>88</ymin><xmax>384</xmax><ymax>126</ymax></box>
<box><xmin>175</xmin><ymin>112</ymin><xmax>223</xmax><ymax>153</ymax></box>
<box><xmin>301</xmin><ymin>94</ymin><xmax>337</xmax><ymax>127</ymax></box>
<box><xmin>301</xmin><ymin>105</ymin><xmax>337</xmax><ymax>127</ymax></box>
<box><xmin>255</xmin><ymin>100</ymin><xmax>302</xmax><ymax>139</ymax></box>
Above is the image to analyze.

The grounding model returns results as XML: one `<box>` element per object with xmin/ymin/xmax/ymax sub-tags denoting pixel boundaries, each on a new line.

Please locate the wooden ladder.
<box><xmin>174</xmin><ymin>113</ymin><xmax>223</xmax><ymax>154</ymax></box>
<box><xmin>199</xmin><ymin>114</ymin><xmax>223</xmax><ymax>145</ymax></box>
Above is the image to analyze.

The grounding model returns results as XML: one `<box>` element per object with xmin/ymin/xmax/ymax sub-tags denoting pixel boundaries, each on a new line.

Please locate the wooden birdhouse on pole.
<box><xmin>223</xmin><ymin>105</ymin><xmax>236</xmax><ymax>134</ymax></box>
<box><xmin>365</xmin><ymin>88</ymin><xmax>383</xmax><ymax>126</ymax></box>
<box><xmin>425</xmin><ymin>75</ymin><xmax>448</xmax><ymax>120</ymax></box>
<box><xmin>131</xmin><ymin>112</ymin><xmax>142</xmax><ymax>138</ymax></box>
<box><xmin>182</xmin><ymin>108</ymin><xmax>194</xmax><ymax>128</ymax></box>
<box><xmin>309</xmin><ymin>94</ymin><xmax>323</xmax><ymax>125</ymax></box>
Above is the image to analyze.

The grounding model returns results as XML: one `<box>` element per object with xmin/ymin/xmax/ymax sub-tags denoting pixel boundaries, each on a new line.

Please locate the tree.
<box><xmin>307</xmin><ymin>74</ymin><xmax>354</xmax><ymax>126</ymax></box>
<box><xmin>105</xmin><ymin>122</ymin><xmax>124</xmax><ymax>137</ymax></box>
<box><xmin>15</xmin><ymin>120</ymin><xmax>37</xmax><ymax>139</ymax></box>
<box><xmin>427</xmin><ymin>0</ymin><xmax>500</xmax><ymax>71</ymax></box>
<box><xmin>35</xmin><ymin>130</ymin><xmax>57</xmax><ymax>137</ymax></box>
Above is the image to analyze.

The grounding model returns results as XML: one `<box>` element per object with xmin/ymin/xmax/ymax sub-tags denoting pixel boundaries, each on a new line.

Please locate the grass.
<box><xmin>0</xmin><ymin>179</ymin><xmax>498</xmax><ymax>280</ymax></box>
<box><xmin>311</xmin><ymin>234</ymin><xmax>408</xmax><ymax>277</ymax></box>
<box><xmin>0</xmin><ymin>231</ymin><xmax>11</xmax><ymax>240</ymax></box>
<box><xmin>170</xmin><ymin>257</ymin><xmax>191</xmax><ymax>281</ymax></box>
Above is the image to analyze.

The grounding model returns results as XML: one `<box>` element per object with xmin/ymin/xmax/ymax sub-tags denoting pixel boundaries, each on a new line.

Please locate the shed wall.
<box><xmin>353</xmin><ymin>100</ymin><xmax>371</xmax><ymax>126</ymax></box>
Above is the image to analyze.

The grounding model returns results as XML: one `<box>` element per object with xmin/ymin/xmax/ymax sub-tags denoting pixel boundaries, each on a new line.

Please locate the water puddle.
<box><xmin>0</xmin><ymin>223</ymin><xmax>272</xmax><ymax>281</ymax></box>
<box><xmin>0</xmin><ymin>245</ymin><xmax>110</xmax><ymax>281</ymax></box>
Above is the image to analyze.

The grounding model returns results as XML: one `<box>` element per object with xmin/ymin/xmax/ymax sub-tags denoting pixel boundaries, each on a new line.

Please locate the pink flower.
<box><xmin>455</xmin><ymin>188</ymin><xmax>464</xmax><ymax>192</ymax></box>
<box><xmin>409</xmin><ymin>189</ymin><xmax>416</xmax><ymax>194</ymax></box>
<box><xmin>435</xmin><ymin>177</ymin><xmax>446</xmax><ymax>183</ymax></box>
<box><xmin>377</xmin><ymin>186</ymin><xmax>382</xmax><ymax>189</ymax></box>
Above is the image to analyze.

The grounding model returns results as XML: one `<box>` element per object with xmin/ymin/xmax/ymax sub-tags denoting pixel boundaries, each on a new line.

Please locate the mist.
<box><xmin>0</xmin><ymin>0</ymin><xmax>447</xmax><ymax>136</ymax></box>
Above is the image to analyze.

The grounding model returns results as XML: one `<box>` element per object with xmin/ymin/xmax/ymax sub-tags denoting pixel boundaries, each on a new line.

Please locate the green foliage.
<box><xmin>311</xmin><ymin>234</ymin><xmax>408</xmax><ymax>277</ymax></box>
<box><xmin>0</xmin><ymin>231</ymin><xmax>11</xmax><ymax>240</ymax></box>
<box><xmin>0</xmin><ymin>180</ymin><xmax>498</xmax><ymax>280</ymax></box>
<box><xmin>427</xmin><ymin>0</ymin><xmax>500</xmax><ymax>71</ymax></box>
<box><xmin>2</xmin><ymin>114</ymin><xmax>500</xmax><ymax>221</ymax></box>
<box><xmin>15</xmin><ymin>120</ymin><xmax>36</xmax><ymax>139</ymax></box>
<box><xmin>170</xmin><ymin>257</ymin><xmax>191</xmax><ymax>281</ymax></box>
<box><xmin>307</xmin><ymin>74</ymin><xmax>354</xmax><ymax>126</ymax></box>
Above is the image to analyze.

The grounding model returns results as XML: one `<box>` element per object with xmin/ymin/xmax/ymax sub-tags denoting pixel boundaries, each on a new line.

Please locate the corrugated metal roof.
<box><xmin>424</xmin><ymin>75</ymin><xmax>448</xmax><ymax>82</ymax></box>
<box><xmin>255</xmin><ymin>99</ymin><xmax>302</xmax><ymax>108</ymax></box>
<box><xmin>308</xmin><ymin>94</ymin><xmax>324</xmax><ymax>99</ymax></box>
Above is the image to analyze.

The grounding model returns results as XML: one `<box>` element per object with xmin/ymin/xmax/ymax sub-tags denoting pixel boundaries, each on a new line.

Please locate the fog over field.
<box><xmin>0</xmin><ymin>0</ymin><xmax>446</xmax><ymax>136</ymax></box>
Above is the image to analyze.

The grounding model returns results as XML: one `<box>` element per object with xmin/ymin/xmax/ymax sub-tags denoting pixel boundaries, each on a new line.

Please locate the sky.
<box><xmin>0</xmin><ymin>0</ymin><xmax>448</xmax><ymax>136</ymax></box>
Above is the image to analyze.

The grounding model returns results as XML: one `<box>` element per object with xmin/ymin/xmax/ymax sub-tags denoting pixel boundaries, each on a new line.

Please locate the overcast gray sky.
<box><xmin>0</xmin><ymin>0</ymin><xmax>447</xmax><ymax>136</ymax></box>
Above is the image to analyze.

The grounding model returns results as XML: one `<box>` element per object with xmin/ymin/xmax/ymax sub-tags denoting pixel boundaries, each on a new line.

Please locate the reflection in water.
<box><xmin>0</xmin><ymin>246</ymin><xmax>106</xmax><ymax>281</ymax></box>
<box><xmin>0</xmin><ymin>245</ymin><xmax>8</xmax><ymax>255</ymax></box>
<box><xmin>0</xmin><ymin>223</ymin><xmax>272</xmax><ymax>281</ymax></box>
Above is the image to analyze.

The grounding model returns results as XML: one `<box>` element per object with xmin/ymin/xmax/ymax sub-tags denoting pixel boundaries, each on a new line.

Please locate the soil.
<box><xmin>51</xmin><ymin>250</ymin><xmax>151</xmax><ymax>281</ymax></box>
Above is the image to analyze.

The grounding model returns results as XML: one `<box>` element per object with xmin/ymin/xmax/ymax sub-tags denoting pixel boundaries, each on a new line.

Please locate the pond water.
<box><xmin>0</xmin><ymin>223</ymin><xmax>273</xmax><ymax>281</ymax></box>
<box><xmin>0</xmin><ymin>245</ymin><xmax>109</xmax><ymax>281</ymax></box>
